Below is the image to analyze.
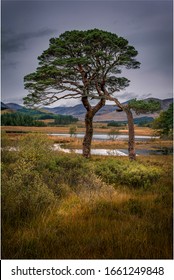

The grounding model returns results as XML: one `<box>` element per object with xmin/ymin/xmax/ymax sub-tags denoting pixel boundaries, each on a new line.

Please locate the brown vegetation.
<box><xmin>1</xmin><ymin>133</ymin><xmax>173</xmax><ymax>259</ymax></box>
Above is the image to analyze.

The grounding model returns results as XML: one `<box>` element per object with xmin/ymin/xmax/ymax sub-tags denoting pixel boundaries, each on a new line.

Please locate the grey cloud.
<box><xmin>139</xmin><ymin>93</ymin><xmax>152</xmax><ymax>99</ymax></box>
<box><xmin>2</xmin><ymin>28</ymin><xmax>56</xmax><ymax>54</ymax></box>
<box><xmin>2</xmin><ymin>61</ymin><xmax>19</xmax><ymax>69</ymax></box>
<box><xmin>116</xmin><ymin>92</ymin><xmax>139</xmax><ymax>101</ymax></box>
<box><xmin>2</xmin><ymin>96</ymin><xmax>24</xmax><ymax>104</ymax></box>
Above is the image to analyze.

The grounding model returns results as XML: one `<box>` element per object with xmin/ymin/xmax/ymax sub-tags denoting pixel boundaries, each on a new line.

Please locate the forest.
<box><xmin>1</xmin><ymin>112</ymin><xmax>78</xmax><ymax>126</ymax></box>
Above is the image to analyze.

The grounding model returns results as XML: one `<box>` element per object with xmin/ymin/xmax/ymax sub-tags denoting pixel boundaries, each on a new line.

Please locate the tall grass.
<box><xmin>1</xmin><ymin>133</ymin><xmax>173</xmax><ymax>259</ymax></box>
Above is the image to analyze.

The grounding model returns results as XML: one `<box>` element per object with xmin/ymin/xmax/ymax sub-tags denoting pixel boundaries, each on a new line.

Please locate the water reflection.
<box><xmin>53</xmin><ymin>144</ymin><xmax>173</xmax><ymax>156</ymax></box>
<box><xmin>49</xmin><ymin>133</ymin><xmax>159</xmax><ymax>141</ymax></box>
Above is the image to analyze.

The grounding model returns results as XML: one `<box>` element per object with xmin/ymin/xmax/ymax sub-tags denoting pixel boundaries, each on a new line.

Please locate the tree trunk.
<box><xmin>83</xmin><ymin>110</ymin><xmax>94</xmax><ymax>158</ymax></box>
<box><xmin>125</xmin><ymin>108</ymin><xmax>136</xmax><ymax>160</ymax></box>
<box><xmin>82</xmin><ymin>96</ymin><xmax>105</xmax><ymax>158</ymax></box>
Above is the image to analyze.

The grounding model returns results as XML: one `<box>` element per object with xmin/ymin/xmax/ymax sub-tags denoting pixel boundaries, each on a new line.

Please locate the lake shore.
<box><xmin>2</xmin><ymin>125</ymin><xmax>172</xmax><ymax>151</ymax></box>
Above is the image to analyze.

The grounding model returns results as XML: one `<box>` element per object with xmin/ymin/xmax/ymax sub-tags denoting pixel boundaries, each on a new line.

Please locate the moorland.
<box><xmin>1</xmin><ymin>121</ymin><xmax>173</xmax><ymax>259</ymax></box>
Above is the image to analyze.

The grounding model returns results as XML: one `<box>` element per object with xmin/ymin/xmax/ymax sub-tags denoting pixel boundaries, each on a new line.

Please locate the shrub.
<box><xmin>1</xmin><ymin>160</ymin><xmax>56</xmax><ymax>225</ymax></box>
<box><xmin>47</xmin><ymin>153</ymin><xmax>104</xmax><ymax>193</ymax></box>
<box><xmin>18</xmin><ymin>133</ymin><xmax>54</xmax><ymax>170</ymax></box>
<box><xmin>95</xmin><ymin>158</ymin><xmax>161</xmax><ymax>188</ymax></box>
<box><xmin>1</xmin><ymin>133</ymin><xmax>57</xmax><ymax>225</ymax></box>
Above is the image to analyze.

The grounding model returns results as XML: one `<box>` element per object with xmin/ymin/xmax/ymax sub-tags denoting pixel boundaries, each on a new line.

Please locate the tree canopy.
<box><xmin>24</xmin><ymin>29</ymin><xmax>140</xmax><ymax>107</ymax></box>
<box><xmin>152</xmin><ymin>103</ymin><xmax>173</xmax><ymax>137</ymax></box>
<box><xmin>24</xmin><ymin>29</ymin><xmax>140</xmax><ymax>158</ymax></box>
<box><xmin>128</xmin><ymin>98</ymin><xmax>161</xmax><ymax>114</ymax></box>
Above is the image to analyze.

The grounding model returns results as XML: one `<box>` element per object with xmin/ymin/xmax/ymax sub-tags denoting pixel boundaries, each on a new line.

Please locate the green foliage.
<box><xmin>1</xmin><ymin>134</ymin><xmax>103</xmax><ymax>225</ymax></box>
<box><xmin>107</xmin><ymin>121</ymin><xmax>126</xmax><ymax>127</ymax></box>
<box><xmin>1</xmin><ymin>134</ymin><xmax>56</xmax><ymax>225</ymax></box>
<box><xmin>95</xmin><ymin>158</ymin><xmax>161</xmax><ymax>188</ymax></box>
<box><xmin>47</xmin><ymin>153</ymin><xmax>103</xmax><ymax>192</ymax></box>
<box><xmin>2</xmin><ymin>165</ymin><xmax>55</xmax><ymax>225</ymax></box>
<box><xmin>107</xmin><ymin>117</ymin><xmax>154</xmax><ymax>127</ymax></box>
<box><xmin>18</xmin><ymin>107</ymin><xmax>46</xmax><ymax>116</ymax></box>
<box><xmin>128</xmin><ymin>99</ymin><xmax>161</xmax><ymax>114</ymax></box>
<box><xmin>1</xmin><ymin>112</ymin><xmax>46</xmax><ymax>126</ymax></box>
<box><xmin>1</xmin><ymin>110</ymin><xmax>78</xmax><ymax>126</ymax></box>
<box><xmin>54</xmin><ymin>114</ymin><xmax>78</xmax><ymax>125</ymax></box>
<box><xmin>38</xmin><ymin>114</ymin><xmax>55</xmax><ymax>119</ymax></box>
<box><xmin>24</xmin><ymin>29</ymin><xmax>140</xmax><ymax>107</ymax></box>
<box><xmin>137</xmin><ymin>117</ymin><xmax>154</xmax><ymax>127</ymax></box>
<box><xmin>152</xmin><ymin>103</ymin><xmax>173</xmax><ymax>137</ymax></box>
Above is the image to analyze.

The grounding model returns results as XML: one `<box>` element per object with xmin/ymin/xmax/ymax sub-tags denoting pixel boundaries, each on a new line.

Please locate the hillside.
<box><xmin>6</xmin><ymin>103</ymin><xmax>23</xmax><ymax>110</ymax></box>
<box><xmin>1</xmin><ymin>102</ymin><xmax>10</xmax><ymax>110</ymax></box>
<box><xmin>2</xmin><ymin>98</ymin><xmax>173</xmax><ymax>122</ymax></box>
<box><xmin>44</xmin><ymin>98</ymin><xmax>173</xmax><ymax>121</ymax></box>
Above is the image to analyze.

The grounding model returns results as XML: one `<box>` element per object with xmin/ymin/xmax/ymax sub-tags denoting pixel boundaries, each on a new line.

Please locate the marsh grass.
<box><xmin>1</xmin><ymin>133</ymin><xmax>173</xmax><ymax>259</ymax></box>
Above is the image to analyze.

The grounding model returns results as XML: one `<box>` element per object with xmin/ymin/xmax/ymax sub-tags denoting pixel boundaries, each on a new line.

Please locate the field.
<box><xmin>1</xmin><ymin>125</ymin><xmax>173</xmax><ymax>259</ymax></box>
<box><xmin>1</xmin><ymin>123</ymin><xmax>154</xmax><ymax>135</ymax></box>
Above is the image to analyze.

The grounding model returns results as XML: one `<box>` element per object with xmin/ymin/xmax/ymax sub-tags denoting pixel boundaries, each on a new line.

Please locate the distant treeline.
<box><xmin>39</xmin><ymin>114</ymin><xmax>78</xmax><ymax>125</ymax></box>
<box><xmin>107</xmin><ymin>117</ymin><xmax>154</xmax><ymax>127</ymax></box>
<box><xmin>1</xmin><ymin>112</ymin><xmax>78</xmax><ymax>126</ymax></box>
<box><xmin>54</xmin><ymin>115</ymin><xmax>78</xmax><ymax>125</ymax></box>
<box><xmin>1</xmin><ymin>113</ymin><xmax>46</xmax><ymax>127</ymax></box>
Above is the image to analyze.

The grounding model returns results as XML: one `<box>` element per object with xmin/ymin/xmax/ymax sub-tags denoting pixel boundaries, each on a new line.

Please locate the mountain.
<box><xmin>44</xmin><ymin>98</ymin><xmax>173</xmax><ymax>121</ymax></box>
<box><xmin>1</xmin><ymin>102</ymin><xmax>9</xmax><ymax>110</ymax></box>
<box><xmin>6</xmin><ymin>103</ymin><xmax>24</xmax><ymax>110</ymax></box>
<box><xmin>44</xmin><ymin>104</ymin><xmax>117</xmax><ymax>117</ymax></box>
<box><xmin>1</xmin><ymin>98</ymin><xmax>173</xmax><ymax>122</ymax></box>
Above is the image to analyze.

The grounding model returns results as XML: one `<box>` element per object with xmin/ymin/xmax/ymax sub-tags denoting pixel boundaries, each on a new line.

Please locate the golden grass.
<box><xmin>1</xmin><ymin>124</ymin><xmax>155</xmax><ymax>135</ymax></box>
<box><xmin>2</xmin><ymin>123</ymin><xmax>164</xmax><ymax>150</ymax></box>
<box><xmin>3</xmin><ymin>182</ymin><xmax>172</xmax><ymax>259</ymax></box>
<box><xmin>1</xmin><ymin>133</ymin><xmax>173</xmax><ymax>259</ymax></box>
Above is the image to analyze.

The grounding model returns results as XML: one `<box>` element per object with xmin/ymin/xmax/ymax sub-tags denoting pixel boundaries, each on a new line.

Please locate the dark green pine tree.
<box><xmin>24</xmin><ymin>29</ymin><xmax>140</xmax><ymax>158</ymax></box>
<box><xmin>152</xmin><ymin>103</ymin><xmax>173</xmax><ymax>138</ymax></box>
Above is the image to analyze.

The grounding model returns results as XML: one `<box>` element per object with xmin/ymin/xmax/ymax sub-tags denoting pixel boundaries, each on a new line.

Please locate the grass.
<box><xmin>2</xmin><ymin>124</ymin><xmax>172</xmax><ymax>151</ymax></box>
<box><xmin>1</xmin><ymin>123</ymin><xmax>155</xmax><ymax>135</ymax></box>
<box><xmin>1</xmin><ymin>133</ymin><xmax>173</xmax><ymax>259</ymax></box>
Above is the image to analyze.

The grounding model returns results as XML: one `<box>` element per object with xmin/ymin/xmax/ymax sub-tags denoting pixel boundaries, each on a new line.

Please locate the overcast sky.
<box><xmin>1</xmin><ymin>0</ymin><xmax>173</xmax><ymax>107</ymax></box>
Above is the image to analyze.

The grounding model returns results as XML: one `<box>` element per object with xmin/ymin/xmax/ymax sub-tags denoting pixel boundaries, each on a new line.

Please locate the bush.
<box><xmin>1</xmin><ymin>134</ymin><xmax>56</xmax><ymax>225</ymax></box>
<box><xmin>2</xmin><ymin>161</ymin><xmax>56</xmax><ymax>225</ymax></box>
<box><xmin>1</xmin><ymin>133</ymin><xmax>106</xmax><ymax>226</ymax></box>
<box><xmin>95</xmin><ymin>158</ymin><xmax>161</xmax><ymax>188</ymax></box>
<box><xmin>18</xmin><ymin>133</ymin><xmax>54</xmax><ymax>170</ymax></box>
<box><xmin>47</xmin><ymin>153</ymin><xmax>103</xmax><ymax>193</ymax></box>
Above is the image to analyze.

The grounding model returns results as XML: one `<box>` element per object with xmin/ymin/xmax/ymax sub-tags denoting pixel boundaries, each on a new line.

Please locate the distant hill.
<box><xmin>44</xmin><ymin>104</ymin><xmax>117</xmax><ymax>116</ymax></box>
<box><xmin>44</xmin><ymin>98</ymin><xmax>173</xmax><ymax>121</ymax></box>
<box><xmin>1</xmin><ymin>98</ymin><xmax>173</xmax><ymax>122</ymax></box>
<box><xmin>6</xmin><ymin>103</ymin><xmax>24</xmax><ymax>110</ymax></box>
<box><xmin>1</xmin><ymin>102</ymin><xmax>9</xmax><ymax>110</ymax></box>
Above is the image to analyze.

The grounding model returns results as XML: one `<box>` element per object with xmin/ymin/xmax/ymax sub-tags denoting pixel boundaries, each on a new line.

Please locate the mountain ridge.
<box><xmin>2</xmin><ymin>98</ymin><xmax>173</xmax><ymax>122</ymax></box>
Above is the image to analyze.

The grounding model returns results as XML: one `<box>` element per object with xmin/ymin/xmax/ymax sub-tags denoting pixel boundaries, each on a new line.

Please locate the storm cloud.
<box><xmin>1</xmin><ymin>0</ymin><xmax>173</xmax><ymax>105</ymax></box>
<box><xmin>2</xmin><ymin>28</ymin><xmax>57</xmax><ymax>54</ymax></box>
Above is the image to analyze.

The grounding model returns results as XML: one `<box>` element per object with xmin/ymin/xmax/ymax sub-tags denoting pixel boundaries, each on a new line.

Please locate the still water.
<box><xmin>50</xmin><ymin>133</ymin><xmax>172</xmax><ymax>156</ymax></box>
<box><xmin>49</xmin><ymin>133</ymin><xmax>159</xmax><ymax>141</ymax></box>
<box><xmin>53</xmin><ymin>144</ymin><xmax>173</xmax><ymax>156</ymax></box>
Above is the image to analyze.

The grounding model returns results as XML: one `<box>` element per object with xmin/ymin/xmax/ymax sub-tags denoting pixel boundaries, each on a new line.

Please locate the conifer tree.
<box><xmin>24</xmin><ymin>29</ymin><xmax>140</xmax><ymax>157</ymax></box>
